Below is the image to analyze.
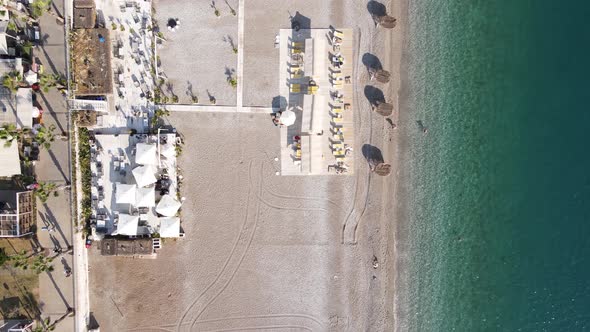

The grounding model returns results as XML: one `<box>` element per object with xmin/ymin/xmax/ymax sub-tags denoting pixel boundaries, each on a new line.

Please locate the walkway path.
<box><xmin>164</xmin><ymin>104</ymin><xmax>271</xmax><ymax>114</ymax></box>
<box><xmin>236</xmin><ymin>0</ymin><xmax>245</xmax><ymax>109</ymax></box>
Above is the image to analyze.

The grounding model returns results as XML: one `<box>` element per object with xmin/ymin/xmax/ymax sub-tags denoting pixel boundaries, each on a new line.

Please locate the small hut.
<box><xmin>371</xmin><ymin>69</ymin><xmax>391</xmax><ymax>83</ymax></box>
<box><xmin>373</xmin><ymin>163</ymin><xmax>392</xmax><ymax>176</ymax></box>
<box><xmin>377</xmin><ymin>15</ymin><xmax>397</xmax><ymax>29</ymax></box>
<box><xmin>373</xmin><ymin>101</ymin><xmax>393</xmax><ymax>116</ymax></box>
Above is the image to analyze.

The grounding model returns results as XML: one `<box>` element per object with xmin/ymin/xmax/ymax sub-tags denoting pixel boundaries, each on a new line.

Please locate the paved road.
<box><xmin>34</xmin><ymin>1</ymin><xmax>76</xmax><ymax>330</ymax></box>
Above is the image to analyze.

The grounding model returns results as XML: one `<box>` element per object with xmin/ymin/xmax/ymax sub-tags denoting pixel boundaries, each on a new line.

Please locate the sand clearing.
<box><xmin>88</xmin><ymin>0</ymin><xmax>407</xmax><ymax>330</ymax></box>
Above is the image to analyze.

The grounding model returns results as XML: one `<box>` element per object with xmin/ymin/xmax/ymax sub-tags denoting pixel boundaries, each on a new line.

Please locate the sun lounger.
<box><xmin>308</xmin><ymin>85</ymin><xmax>318</xmax><ymax>94</ymax></box>
<box><xmin>291</xmin><ymin>48</ymin><xmax>303</xmax><ymax>54</ymax></box>
<box><xmin>332</xmin><ymin>117</ymin><xmax>344</xmax><ymax>124</ymax></box>
<box><xmin>290</xmin><ymin>84</ymin><xmax>301</xmax><ymax>93</ymax></box>
<box><xmin>291</xmin><ymin>41</ymin><xmax>304</xmax><ymax>48</ymax></box>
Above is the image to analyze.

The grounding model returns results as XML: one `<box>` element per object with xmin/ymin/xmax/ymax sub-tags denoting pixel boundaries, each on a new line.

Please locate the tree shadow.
<box><xmin>42</xmin><ymin>203</ymin><xmax>71</xmax><ymax>248</ymax></box>
<box><xmin>224</xmin><ymin>67</ymin><xmax>235</xmax><ymax>81</ymax></box>
<box><xmin>364</xmin><ymin>85</ymin><xmax>385</xmax><ymax>106</ymax></box>
<box><xmin>362</xmin><ymin>53</ymin><xmax>383</xmax><ymax>71</ymax></box>
<box><xmin>206</xmin><ymin>90</ymin><xmax>216</xmax><ymax>104</ymax></box>
<box><xmin>361</xmin><ymin>144</ymin><xmax>384</xmax><ymax>164</ymax></box>
<box><xmin>271</xmin><ymin>95</ymin><xmax>287</xmax><ymax>112</ymax></box>
<box><xmin>367</xmin><ymin>1</ymin><xmax>387</xmax><ymax>17</ymax></box>
<box><xmin>38</xmin><ymin>91</ymin><xmax>65</xmax><ymax>134</ymax></box>
<box><xmin>46</xmin><ymin>271</ymin><xmax>70</xmax><ymax>309</ymax></box>
<box><xmin>185</xmin><ymin>81</ymin><xmax>193</xmax><ymax>97</ymax></box>
<box><xmin>223</xmin><ymin>35</ymin><xmax>236</xmax><ymax>50</ymax></box>
<box><xmin>47</xmin><ymin>148</ymin><xmax>70</xmax><ymax>183</ymax></box>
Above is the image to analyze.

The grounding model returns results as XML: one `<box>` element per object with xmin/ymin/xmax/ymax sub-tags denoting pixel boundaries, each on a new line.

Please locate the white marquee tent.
<box><xmin>135</xmin><ymin>187</ymin><xmax>155</xmax><ymax>207</ymax></box>
<box><xmin>160</xmin><ymin>143</ymin><xmax>176</xmax><ymax>159</ymax></box>
<box><xmin>115</xmin><ymin>183</ymin><xmax>137</xmax><ymax>204</ymax></box>
<box><xmin>280</xmin><ymin>109</ymin><xmax>296</xmax><ymax>126</ymax></box>
<box><xmin>159</xmin><ymin>217</ymin><xmax>180</xmax><ymax>238</ymax></box>
<box><xmin>132</xmin><ymin>165</ymin><xmax>157</xmax><ymax>188</ymax></box>
<box><xmin>156</xmin><ymin>194</ymin><xmax>182</xmax><ymax>217</ymax></box>
<box><xmin>115</xmin><ymin>214</ymin><xmax>139</xmax><ymax>236</ymax></box>
<box><xmin>135</xmin><ymin>143</ymin><xmax>157</xmax><ymax>165</ymax></box>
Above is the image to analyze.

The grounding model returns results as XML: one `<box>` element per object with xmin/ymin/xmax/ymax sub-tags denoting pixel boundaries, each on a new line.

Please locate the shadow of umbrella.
<box><xmin>271</xmin><ymin>95</ymin><xmax>287</xmax><ymax>112</ymax></box>
<box><xmin>362</xmin><ymin>53</ymin><xmax>383</xmax><ymax>71</ymax></box>
<box><xmin>364</xmin><ymin>85</ymin><xmax>386</xmax><ymax>106</ymax></box>
<box><xmin>290</xmin><ymin>11</ymin><xmax>311</xmax><ymax>31</ymax></box>
<box><xmin>361</xmin><ymin>144</ymin><xmax>384</xmax><ymax>165</ymax></box>
<box><xmin>367</xmin><ymin>1</ymin><xmax>387</xmax><ymax>17</ymax></box>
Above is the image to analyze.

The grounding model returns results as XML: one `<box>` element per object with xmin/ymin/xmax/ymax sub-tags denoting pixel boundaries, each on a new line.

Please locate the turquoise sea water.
<box><xmin>399</xmin><ymin>1</ymin><xmax>590</xmax><ymax>331</ymax></box>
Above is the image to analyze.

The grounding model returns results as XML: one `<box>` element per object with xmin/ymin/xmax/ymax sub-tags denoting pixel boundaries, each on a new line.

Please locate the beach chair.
<box><xmin>291</xmin><ymin>47</ymin><xmax>303</xmax><ymax>54</ymax></box>
<box><xmin>308</xmin><ymin>85</ymin><xmax>319</xmax><ymax>95</ymax></box>
<box><xmin>330</xmin><ymin>109</ymin><xmax>343</xmax><ymax>117</ymax></box>
<box><xmin>333</xmin><ymin>30</ymin><xmax>344</xmax><ymax>39</ymax></box>
<box><xmin>290</xmin><ymin>69</ymin><xmax>304</xmax><ymax>79</ymax></box>
<box><xmin>290</xmin><ymin>84</ymin><xmax>301</xmax><ymax>93</ymax></box>
<box><xmin>332</xmin><ymin>117</ymin><xmax>344</xmax><ymax>124</ymax></box>
<box><xmin>291</xmin><ymin>41</ymin><xmax>304</xmax><ymax>48</ymax></box>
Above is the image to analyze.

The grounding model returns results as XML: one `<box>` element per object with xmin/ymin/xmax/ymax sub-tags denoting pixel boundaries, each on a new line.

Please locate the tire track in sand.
<box><xmin>342</xmin><ymin>27</ymin><xmax>374</xmax><ymax>245</ymax></box>
<box><xmin>132</xmin><ymin>313</ymin><xmax>324</xmax><ymax>332</ymax></box>
<box><xmin>175</xmin><ymin>161</ymin><xmax>261</xmax><ymax>332</ymax></box>
<box><xmin>184</xmin><ymin>163</ymin><xmax>264</xmax><ymax>331</ymax></box>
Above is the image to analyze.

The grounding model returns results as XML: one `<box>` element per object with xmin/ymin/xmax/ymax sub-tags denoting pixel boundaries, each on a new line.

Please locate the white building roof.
<box><xmin>132</xmin><ymin>165</ymin><xmax>157</xmax><ymax>188</ymax></box>
<box><xmin>16</xmin><ymin>88</ymin><xmax>32</xmax><ymax>128</ymax></box>
<box><xmin>135</xmin><ymin>143</ymin><xmax>157</xmax><ymax>165</ymax></box>
<box><xmin>0</xmin><ymin>21</ymin><xmax>7</xmax><ymax>55</ymax></box>
<box><xmin>116</xmin><ymin>214</ymin><xmax>139</xmax><ymax>236</ymax></box>
<box><xmin>0</xmin><ymin>139</ymin><xmax>21</xmax><ymax>176</ymax></box>
<box><xmin>115</xmin><ymin>183</ymin><xmax>136</xmax><ymax>204</ymax></box>
<box><xmin>135</xmin><ymin>187</ymin><xmax>155</xmax><ymax>207</ymax></box>
<box><xmin>159</xmin><ymin>217</ymin><xmax>180</xmax><ymax>238</ymax></box>
<box><xmin>155</xmin><ymin>194</ymin><xmax>181</xmax><ymax>217</ymax></box>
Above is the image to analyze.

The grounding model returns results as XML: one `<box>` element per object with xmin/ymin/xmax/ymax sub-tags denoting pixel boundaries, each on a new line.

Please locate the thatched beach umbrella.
<box><xmin>377</xmin><ymin>15</ymin><xmax>397</xmax><ymax>29</ymax></box>
<box><xmin>372</xmin><ymin>69</ymin><xmax>391</xmax><ymax>83</ymax></box>
<box><xmin>373</xmin><ymin>101</ymin><xmax>393</xmax><ymax>116</ymax></box>
<box><xmin>373</xmin><ymin>163</ymin><xmax>392</xmax><ymax>176</ymax></box>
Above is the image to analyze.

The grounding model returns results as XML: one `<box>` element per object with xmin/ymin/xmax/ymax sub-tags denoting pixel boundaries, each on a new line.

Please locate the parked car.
<box><xmin>30</xmin><ymin>23</ymin><xmax>40</xmax><ymax>44</ymax></box>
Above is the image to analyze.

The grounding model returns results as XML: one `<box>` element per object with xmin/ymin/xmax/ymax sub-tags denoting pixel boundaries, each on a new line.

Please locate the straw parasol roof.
<box><xmin>132</xmin><ymin>165</ymin><xmax>157</xmax><ymax>188</ymax></box>
<box><xmin>373</xmin><ymin>163</ymin><xmax>392</xmax><ymax>176</ymax></box>
<box><xmin>373</xmin><ymin>69</ymin><xmax>391</xmax><ymax>83</ymax></box>
<box><xmin>280</xmin><ymin>109</ymin><xmax>296</xmax><ymax>126</ymax></box>
<box><xmin>373</xmin><ymin>101</ymin><xmax>393</xmax><ymax>116</ymax></box>
<box><xmin>377</xmin><ymin>15</ymin><xmax>397</xmax><ymax>29</ymax></box>
<box><xmin>159</xmin><ymin>217</ymin><xmax>180</xmax><ymax>238</ymax></box>
<box><xmin>116</xmin><ymin>214</ymin><xmax>139</xmax><ymax>236</ymax></box>
<box><xmin>135</xmin><ymin>187</ymin><xmax>156</xmax><ymax>207</ymax></box>
<box><xmin>156</xmin><ymin>194</ymin><xmax>182</xmax><ymax>217</ymax></box>
<box><xmin>115</xmin><ymin>183</ymin><xmax>137</xmax><ymax>204</ymax></box>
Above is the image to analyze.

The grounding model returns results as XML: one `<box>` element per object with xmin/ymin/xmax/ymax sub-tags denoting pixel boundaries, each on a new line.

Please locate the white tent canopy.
<box><xmin>115</xmin><ymin>183</ymin><xmax>137</xmax><ymax>204</ymax></box>
<box><xmin>156</xmin><ymin>194</ymin><xmax>182</xmax><ymax>217</ymax></box>
<box><xmin>116</xmin><ymin>214</ymin><xmax>139</xmax><ymax>236</ymax></box>
<box><xmin>159</xmin><ymin>217</ymin><xmax>180</xmax><ymax>238</ymax></box>
<box><xmin>160</xmin><ymin>143</ymin><xmax>176</xmax><ymax>159</ymax></box>
<box><xmin>132</xmin><ymin>165</ymin><xmax>157</xmax><ymax>188</ymax></box>
<box><xmin>24</xmin><ymin>70</ymin><xmax>38</xmax><ymax>85</ymax></box>
<box><xmin>281</xmin><ymin>109</ymin><xmax>296</xmax><ymax>126</ymax></box>
<box><xmin>0</xmin><ymin>140</ymin><xmax>21</xmax><ymax>177</ymax></box>
<box><xmin>135</xmin><ymin>143</ymin><xmax>157</xmax><ymax>165</ymax></box>
<box><xmin>135</xmin><ymin>187</ymin><xmax>155</xmax><ymax>207</ymax></box>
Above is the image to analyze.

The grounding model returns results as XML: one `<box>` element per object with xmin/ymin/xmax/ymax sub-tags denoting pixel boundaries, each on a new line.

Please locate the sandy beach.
<box><xmin>88</xmin><ymin>0</ymin><xmax>410</xmax><ymax>330</ymax></box>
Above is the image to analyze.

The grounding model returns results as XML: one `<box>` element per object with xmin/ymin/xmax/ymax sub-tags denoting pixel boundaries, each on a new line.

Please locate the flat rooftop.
<box><xmin>71</xmin><ymin>28</ymin><xmax>113</xmax><ymax>96</ymax></box>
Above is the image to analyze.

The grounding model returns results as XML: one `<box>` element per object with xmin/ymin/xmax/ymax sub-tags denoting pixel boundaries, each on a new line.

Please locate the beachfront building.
<box><xmin>0</xmin><ymin>190</ymin><xmax>34</xmax><ymax>237</ymax></box>
<box><xmin>0</xmin><ymin>59</ymin><xmax>36</xmax><ymax>129</ymax></box>
<box><xmin>88</xmin><ymin>131</ymin><xmax>182</xmax><ymax>241</ymax></box>
<box><xmin>277</xmin><ymin>28</ymin><xmax>355</xmax><ymax>175</ymax></box>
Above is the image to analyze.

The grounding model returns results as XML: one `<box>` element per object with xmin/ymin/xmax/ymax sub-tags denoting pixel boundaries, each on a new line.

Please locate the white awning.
<box><xmin>0</xmin><ymin>139</ymin><xmax>21</xmax><ymax>176</ymax></box>
<box><xmin>115</xmin><ymin>183</ymin><xmax>136</xmax><ymax>204</ymax></box>
<box><xmin>116</xmin><ymin>214</ymin><xmax>139</xmax><ymax>236</ymax></box>
<box><xmin>135</xmin><ymin>143</ymin><xmax>157</xmax><ymax>165</ymax></box>
<box><xmin>16</xmin><ymin>88</ymin><xmax>33</xmax><ymax>128</ymax></box>
<box><xmin>160</xmin><ymin>143</ymin><xmax>175</xmax><ymax>159</ymax></box>
<box><xmin>159</xmin><ymin>217</ymin><xmax>180</xmax><ymax>238</ymax></box>
<box><xmin>281</xmin><ymin>109</ymin><xmax>296</xmax><ymax>126</ymax></box>
<box><xmin>135</xmin><ymin>187</ymin><xmax>155</xmax><ymax>207</ymax></box>
<box><xmin>24</xmin><ymin>71</ymin><xmax>38</xmax><ymax>85</ymax></box>
<box><xmin>155</xmin><ymin>194</ymin><xmax>181</xmax><ymax>217</ymax></box>
<box><xmin>132</xmin><ymin>165</ymin><xmax>157</xmax><ymax>188</ymax></box>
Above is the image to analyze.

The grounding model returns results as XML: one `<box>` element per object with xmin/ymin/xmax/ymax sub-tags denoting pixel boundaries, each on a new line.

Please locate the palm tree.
<box><xmin>31</xmin><ymin>255</ymin><xmax>54</xmax><ymax>274</ymax></box>
<box><xmin>0</xmin><ymin>123</ymin><xmax>19</xmax><ymax>147</ymax></box>
<box><xmin>34</xmin><ymin>181</ymin><xmax>57</xmax><ymax>203</ymax></box>
<box><xmin>35</xmin><ymin>124</ymin><xmax>56</xmax><ymax>150</ymax></box>
<box><xmin>2</xmin><ymin>71</ymin><xmax>22</xmax><ymax>92</ymax></box>
<box><xmin>30</xmin><ymin>0</ymin><xmax>52</xmax><ymax>19</ymax></box>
